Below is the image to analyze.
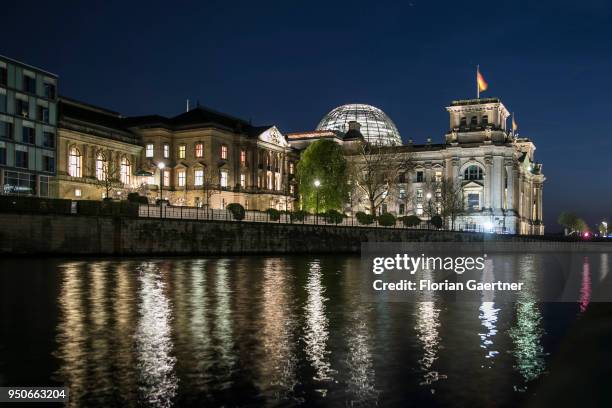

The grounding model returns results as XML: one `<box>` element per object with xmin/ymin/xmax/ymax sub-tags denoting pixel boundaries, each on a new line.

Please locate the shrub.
<box><xmin>266</xmin><ymin>208</ymin><xmax>281</xmax><ymax>221</ymax></box>
<box><xmin>355</xmin><ymin>211</ymin><xmax>375</xmax><ymax>225</ymax></box>
<box><xmin>325</xmin><ymin>209</ymin><xmax>344</xmax><ymax>224</ymax></box>
<box><xmin>77</xmin><ymin>200</ymin><xmax>101</xmax><ymax>216</ymax></box>
<box><xmin>226</xmin><ymin>203</ymin><xmax>246</xmax><ymax>221</ymax></box>
<box><xmin>378</xmin><ymin>213</ymin><xmax>396</xmax><ymax>226</ymax></box>
<box><xmin>430</xmin><ymin>215</ymin><xmax>443</xmax><ymax>229</ymax></box>
<box><xmin>401</xmin><ymin>215</ymin><xmax>421</xmax><ymax>227</ymax></box>
<box><xmin>290</xmin><ymin>210</ymin><xmax>308</xmax><ymax>222</ymax></box>
<box><xmin>128</xmin><ymin>192</ymin><xmax>149</xmax><ymax>204</ymax></box>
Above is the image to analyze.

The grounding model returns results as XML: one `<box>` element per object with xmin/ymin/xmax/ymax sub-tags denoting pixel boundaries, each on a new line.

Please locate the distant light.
<box><xmin>158</xmin><ymin>162</ymin><xmax>166</xmax><ymax>170</ymax></box>
<box><xmin>583</xmin><ymin>232</ymin><xmax>591</xmax><ymax>239</ymax></box>
<box><xmin>314</xmin><ymin>179</ymin><xmax>321</xmax><ymax>187</ymax></box>
<box><xmin>426</xmin><ymin>192</ymin><xmax>432</xmax><ymax>199</ymax></box>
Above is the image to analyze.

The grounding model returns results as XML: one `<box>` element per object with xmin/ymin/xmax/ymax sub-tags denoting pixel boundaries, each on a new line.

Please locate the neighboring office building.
<box><xmin>0</xmin><ymin>55</ymin><xmax>58</xmax><ymax>197</ymax></box>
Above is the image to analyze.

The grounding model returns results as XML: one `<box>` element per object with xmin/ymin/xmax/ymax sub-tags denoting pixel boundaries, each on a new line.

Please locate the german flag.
<box><xmin>477</xmin><ymin>68</ymin><xmax>488</xmax><ymax>94</ymax></box>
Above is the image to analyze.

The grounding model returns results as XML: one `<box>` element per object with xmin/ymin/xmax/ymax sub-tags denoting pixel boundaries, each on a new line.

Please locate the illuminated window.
<box><xmin>467</xmin><ymin>193</ymin><xmax>480</xmax><ymax>211</ymax></box>
<box><xmin>74</xmin><ymin>188</ymin><xmax>82</xmax><ymax>197</ymax></box>
<box><xmin>145</xmin><ymin>143</ymin><xmax>154</xmax><ymax>158</ymax></box>
<box><xmin>220</xmin><ymin>145</ymin><xmax>228</xmax><ymax>160</ymax></box>
<box><xmin>195</xmin><ymin>143</ymin><xmax>203</xmax><ymax>158</ymax></box>
<box><xmin>163</xmin><ymin>143</ymin><xmax>169</xmax><ymax>158</ymax></box>
<box><xmin>163</xmin><ymin>170</ymin><xmax>170</xmax><ymax>186</ymax></box>
<box><xmin>240</xmin><ymin>149</ymin><xmax>246</xmax><ymax>165</ymax></box>
<box><xmin>416</xmin><ymin>188</ymin><xmax>423</xmax><ymax>200</ymax></box>
<box><xmin>464</xmin><ymin>165</ymin><xmax>483</xmax><ymax>181</ymax></box>
<box><xmin>96</xmin><ymin>152</ymin><xmax>107</xmax><ymax>180</ymax></box>
<box><xmin>120</xmin><ymin>157</ymin><xmax>131</xmax><ymax>184</ymax></box>
<box><xmin>177</xmin><ymin>169</ymin><xmax>186</xmax><ymax>187</ymax></box>
<box><xmin>68</xmin><ymin>147</ymin><xmax>81</xmax><ymax>177</ymax></box>
<box><xmin>220</xmin><ymin>170</ymin><xmax>228</xmax><ymax>188</ymax></box>
<box><xmin>240</xmin><ymin>173</ymin><xmax>246</xmax><ymax>187</ymax></box>
<box><xmin>289</xmin><ymin>184</ymin><xmax>295</xmax><ymax>194</ymax></box>
<box><xmin>416</xmin><ymin>203</ymin><xmax>423</xmax><ymax>216</ymax></box>
<box><xmin>289</xmin><ymin>162</ymin><xmax>294</xmax><ymax>174</ymax></box>
<box><xmin>194</xmin><ymin>169</ymin><xmax>203</xmax><ymax>186</ymax></box>
<box><xmin>435</xmin><ymin>171</ymin><xmax>442</xmax><ymax>182</ymax></box>
<box><xmin>178</xmin><ymin>145</ymin><xmax>186</xmax><ymax>159</ymax></box>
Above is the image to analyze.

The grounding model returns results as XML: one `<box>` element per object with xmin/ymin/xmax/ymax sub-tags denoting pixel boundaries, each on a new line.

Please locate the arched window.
<box><xmin>95</xmin><ymin>152</ymin><xmax>107</xmax><ymax>181</ymax></box>
<box><xmin>482</xmin><ymin>115</ymin><xmax>488</xmax><ymax>125</ymax></box>
<box><xmin>120</xmin><ymin>157</ymin><xmax>131</xmax><ymax>185</ymax></box>
<box><xmin>68</xmin><ymin>147</ymin><xmax>81</xmax><ymax>177</ymax></box>
<box><xmin>464</xmin><ymin>165</ymin><xmax>483</xmax><ymax>181</ymax></box>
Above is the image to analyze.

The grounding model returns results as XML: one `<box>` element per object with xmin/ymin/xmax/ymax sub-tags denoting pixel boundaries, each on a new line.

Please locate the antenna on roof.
<box><xmin>186</xmin><ymin>99</ymin><xmax>190</xmax><ymax>112</ymax></box>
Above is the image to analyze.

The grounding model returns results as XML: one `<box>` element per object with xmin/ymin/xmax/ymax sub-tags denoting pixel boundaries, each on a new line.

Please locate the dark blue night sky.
<box><xmin>2</xmin><ymin>0</ymin><xmax>611</xmax><ymax>231</ymax></box>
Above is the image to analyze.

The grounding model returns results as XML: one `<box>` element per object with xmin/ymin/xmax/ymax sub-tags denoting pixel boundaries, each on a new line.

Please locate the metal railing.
<box><xmin>138</xmin><ymin>203</ymin><xmax>508</xmax><ymax>233</ymax></box>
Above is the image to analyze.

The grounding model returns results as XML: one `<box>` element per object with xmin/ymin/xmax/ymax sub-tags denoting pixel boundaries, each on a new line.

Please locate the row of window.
<box><xmin>459</xmin><ymin>115</ymin><xmax>489</xmax><ymax>127</ymax></box>
<box><xmin>0</xmin><ymin>145</ymin><xmax>55</xmax><ymax>172</ymax></box>
<box><xmin>398</xmin><ymin>166</ymin><xmax>484</xmax><ymax>183</ymax></box>
<box><xmin>0</xmin><ymin>95</ymin><xmax>52</xmax><ymax>124</ymax></box>
<box><xmin>0</xmin><ymin>121</ymin><xmax>55</xmax><ymax>147</ymax></box>
<box><xmin>146</xmin><ymin>142</ymin><xmax>230</xmax><ymax>161</ymax></box>
<box><xmin>0</xmin><ymin>67</ymin><xmax>56</xmax><ymax>99</ymax></box>
<box><xmin>68</xmin><ymin>147</ymin><xmax>132</xmax><ymax>184</ymax></box>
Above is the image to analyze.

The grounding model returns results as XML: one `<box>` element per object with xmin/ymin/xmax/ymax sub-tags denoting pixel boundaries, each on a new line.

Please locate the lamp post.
<box><xmin>158</xmin><ymin>162</ymin><xmax>165</xmax><ymax>219</ymax></box>
<box><xmin>426</xmin><ymin>192</ymin><xmax>432</xmax><ymax>228</ymax></box>
<box><xmin>314</xmin><ymin>179</ymin><xmax>321</xmax><ymax>225</ymax></box>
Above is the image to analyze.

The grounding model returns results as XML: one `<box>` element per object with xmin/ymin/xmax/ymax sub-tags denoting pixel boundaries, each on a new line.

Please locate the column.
<box><xmin>505</xmin><ymin>160</ymin><xmax>514</xmax><ymax>212</ymax></box>
<box><xmin>484</xmin><ymin>156</ymin><xmax>492</xmax><ymax>209</ymax></box>
<box><xmin>491</xmin><ymin>156</ymin><xmax>503</xmax><ymax>211</ymax></box>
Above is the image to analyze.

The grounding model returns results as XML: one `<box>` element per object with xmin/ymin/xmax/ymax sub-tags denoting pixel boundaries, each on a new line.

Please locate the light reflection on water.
<box><xmin>32</xmin><ymin>253</ymin><xmax>611</xmax><ymax>406</ymax></box>
<box><xmin>136</xmin><ymin>263</ymin><xmax>178</xmax><ymax>407</ymax></box>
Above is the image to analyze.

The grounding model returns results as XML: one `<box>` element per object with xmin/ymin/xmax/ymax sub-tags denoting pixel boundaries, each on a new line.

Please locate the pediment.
<box><xmin>258</xmin><ymin>126</ymin><xmax>289</xmax><ymax>147</ymax></box>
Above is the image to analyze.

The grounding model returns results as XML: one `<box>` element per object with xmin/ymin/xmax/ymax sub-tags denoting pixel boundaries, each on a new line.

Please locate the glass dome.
<box><xmin>316</xmin><ymin>104</ymin><xmax>402</xmax><ymax>146</ymax></box>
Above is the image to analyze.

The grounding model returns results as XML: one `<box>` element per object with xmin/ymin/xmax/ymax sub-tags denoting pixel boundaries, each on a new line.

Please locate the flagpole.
<box><xmin>476</xmin><ymin>65</ymin><xmax>480</xmax><ymax>99</ymax></box>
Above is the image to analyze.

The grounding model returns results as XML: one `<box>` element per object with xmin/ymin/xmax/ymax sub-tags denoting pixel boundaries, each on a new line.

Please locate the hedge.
<box><xmin>266</xmin><ymin>208</ymin><xmax>281</xmax><ymax>221</ymax></box>
<box><xmin>430</xmin><ymin>215</ymin><xmax>443</xmax><ymax>229</ymax></box>
<box><xmin>0</xmin><ymin>196</ymin><xmax>72</xmax><ymax>215</ymax></box>
<box><xmin>290</xmin><ymin>210</ymin><xmax>308</xmax><ymax>222</ymax></box>
<box><xmin>226</xmin><ymin>203</ymin><xmax>246</xmax><ymax>221</ymax></box>
<box><xmin>325</xmin><ymin>209</ymin><xmax>344</xmax><ymax>224</ymax></box>
<box><xmin>401</xmin><ymin>215</ymin><xmax>421</xmax><ymax>227</ymax></box>
<box><xmin>355</xmin><ymin>211</ymin><xmax>375</xmax><ymax>225</ymax></box>
<box><xmin>378</xmin><ymin>213</ymin><xmax>396</xmax><ymax>226</ymax></box>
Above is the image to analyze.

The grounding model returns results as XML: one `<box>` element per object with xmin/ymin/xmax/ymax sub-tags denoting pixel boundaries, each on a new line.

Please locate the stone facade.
<box><xmin>340</xmin><ymin>98</ymin><xmax>545</xmax><ymax>235</ymax></box>
<box><xmin>56</xmin><ymin>98</ymin><xmax>143</xmax><ymax>200</ymax></box>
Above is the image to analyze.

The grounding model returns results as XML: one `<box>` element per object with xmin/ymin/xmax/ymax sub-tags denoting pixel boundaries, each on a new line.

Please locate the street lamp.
<box><xmin>426</xmin><ymin>192</ymin><xmax>433</xmax><ymax>228</ymax></box>
<box><xmin>158</xmin><ymin>162</ymin><xmax>165</xmax><ymax>219</ymax></box>
<box><xmin>314</xmin><ymin>179</ymin><xmax>321</xmax><ymax>224</ymax></box>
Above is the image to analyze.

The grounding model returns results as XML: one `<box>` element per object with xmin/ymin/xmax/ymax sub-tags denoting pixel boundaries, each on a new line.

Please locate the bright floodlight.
<box><xmin>314</xmin><ymin>179</ymin><xmax>321</xmax><ymax>187</ymax></box>
<box><xmin>158</xmin><ymin>162</ymin><xmax>165</xmax><ymax>169</ymax></box>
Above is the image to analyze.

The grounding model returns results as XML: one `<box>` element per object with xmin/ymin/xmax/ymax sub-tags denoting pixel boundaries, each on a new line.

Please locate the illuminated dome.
<box><xmin>316</xmin><ymin>104</ymin><xmax>402</xmax><ymax>146</ymax></box>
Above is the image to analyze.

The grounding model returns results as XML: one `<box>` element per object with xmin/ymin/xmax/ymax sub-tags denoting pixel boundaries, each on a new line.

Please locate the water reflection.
<box><xmin>600</xmin><ymin>253</ymin><xmax>609</xmax><ymax>282</ymax></box>
<box><xmin>259</xmin><ymin>258</ymin><xmax>298</xmax><ymax>401</ymax></box>
<box><xmin>304</xmin><ymin>260</ymin><xmax>335</xmax><ymax>386</ymax></box>
<box><xmin>54</xmin><ymin>262</ymin><xmax>87</xmax><ymax>408</ymax></box>
<box><xmin>580</xmin><ymin>257</ymin><xmax>591</xmax><ymax>313</ymax></box>
<box><xmin>509</xmin><ymin>255</ymin><xmax>545</xmax><ymax>387</ymax></box>
<box><xmin>415</xmin><ymin>268</ymin><xmax>445</xmax><ymax>387</ymax></box>
<box><xmin>479</xmin><ymin>258</ymin><xmax>500</xmax><ymax>364</ymax></box>
<box><xmin>136</xmin><ymin>263</ymin><xmax>178</xmax><ymax>407</ymax></box>
<box><xmin>343</xmin><ymin>262</ymin><xmax>378</xmax><ymax>406</ymax></box>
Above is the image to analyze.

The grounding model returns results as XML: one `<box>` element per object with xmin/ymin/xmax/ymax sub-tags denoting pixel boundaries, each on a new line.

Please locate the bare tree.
<box><xmin>94</xmin><ymin>157</ymin><xmax>121</xmax><ymax>199</ymax></box>
<box><xmin>200</xmin><ymin>168</ymin><xmax>221</xmax><ymax>211</ymax></box>
<box><xmin>419</xmin><ymin>176</ymin><xmax>464</xmax><ymax>229</ymax></box>
<box><xmin>346</xmin><ymin>141</ymin><xmax>414</xmax><ymax>214</ymax></box>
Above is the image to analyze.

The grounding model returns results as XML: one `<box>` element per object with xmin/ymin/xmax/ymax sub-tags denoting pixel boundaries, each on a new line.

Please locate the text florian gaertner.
<box><xmin>371</xmin><ymin>253</ymin><xmax>524</xmax><ymax>292</ymax></box>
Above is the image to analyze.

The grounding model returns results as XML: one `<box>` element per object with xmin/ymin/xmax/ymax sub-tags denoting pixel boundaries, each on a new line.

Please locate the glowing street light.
<box><xmin>158</xmin><ymin>162</ymin><xmax>166</xmax><ymax>218</ymax></box>
<box><xmin>314</xmin><ymin>179</ymin><xmax>321</xmax><ymax>224</ymax></box>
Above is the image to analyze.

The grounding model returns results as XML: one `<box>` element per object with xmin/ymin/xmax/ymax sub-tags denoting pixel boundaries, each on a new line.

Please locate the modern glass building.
<box><xmin>316</xmin><ymin>104</ymin><xmax>402</xmax><ymax>146</ymax></box>
<box><xmin>0</xmin><ymin>55</ymin><xmax>58</xmax><ymax>197</ymax></box>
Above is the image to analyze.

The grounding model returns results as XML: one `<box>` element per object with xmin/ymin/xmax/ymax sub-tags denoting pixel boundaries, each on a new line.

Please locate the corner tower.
<box><xmin>445</xmin><ymin>98</ymin><xmax>511</xmax><ymax>145</ymax></box>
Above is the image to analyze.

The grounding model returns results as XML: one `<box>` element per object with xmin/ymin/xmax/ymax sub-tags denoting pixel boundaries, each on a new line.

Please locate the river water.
<box><xmin>0</xmin><ymin>255</ymin><xmax>610</xmax><ymax>407</ymax></box>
